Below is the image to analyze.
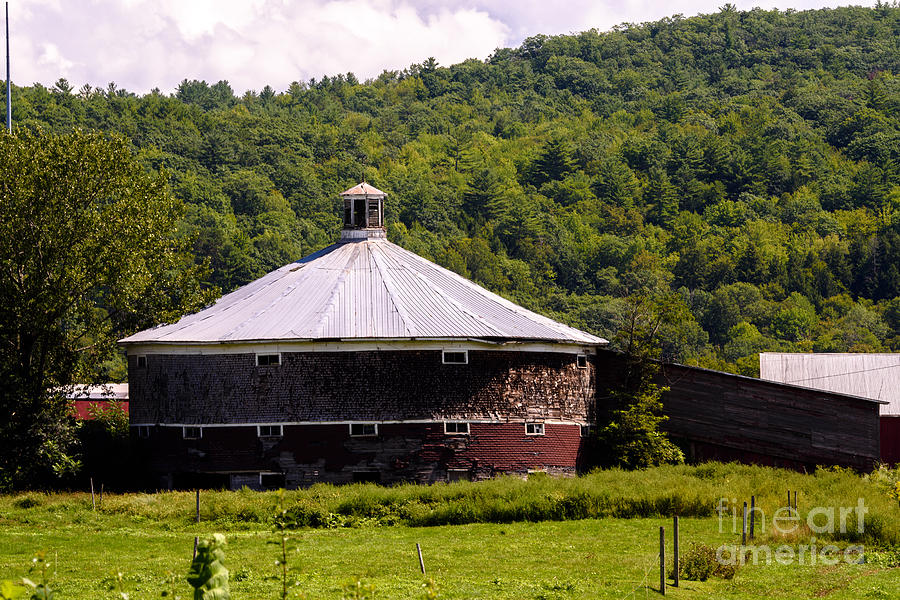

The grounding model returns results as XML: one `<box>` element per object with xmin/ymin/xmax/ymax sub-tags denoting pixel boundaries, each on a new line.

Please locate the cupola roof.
<box><xmin>340</xmin><ymin>182</ymin><xmax>385</xmax><ymax>197</ymax></box>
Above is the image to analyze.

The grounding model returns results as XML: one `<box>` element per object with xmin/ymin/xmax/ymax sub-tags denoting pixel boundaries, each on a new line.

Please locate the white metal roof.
<box><xmin>120</xmin><ymin>237</ymin><xmax>606</xmax><ymax>347</ymax></box>
<box><xmin>760</xmin><ymin>352</ymin><xmax>900</xmax><ymax>416</ymax></box>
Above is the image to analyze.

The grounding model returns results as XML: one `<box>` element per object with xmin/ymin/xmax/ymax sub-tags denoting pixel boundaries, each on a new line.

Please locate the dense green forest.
<box><xmin>9</xmin><ymin>4</ymin><xmax>900</xmax><ymax>378</ymax></box>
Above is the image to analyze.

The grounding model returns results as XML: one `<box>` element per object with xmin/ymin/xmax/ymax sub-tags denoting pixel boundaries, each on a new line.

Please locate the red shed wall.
<box><xmin>71</xmin><ymin>400</ymin><xmax>129</xmax><ymax>419</ymax></box>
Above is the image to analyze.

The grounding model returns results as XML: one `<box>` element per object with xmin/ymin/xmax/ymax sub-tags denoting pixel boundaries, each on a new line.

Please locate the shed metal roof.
<box><xmin>760</xmin><ymin>352</ymin><xmax>900</xmax><ymax>416</ymax></box>
<box><xmin>66</xmin><ymin>383</ymin><xmax>130</xmax><ymax>401</ymax></box>
<box><xmin>120</xmin><ymin>237</ymin><xmax>606</xmax><ymax>347</ymax></box>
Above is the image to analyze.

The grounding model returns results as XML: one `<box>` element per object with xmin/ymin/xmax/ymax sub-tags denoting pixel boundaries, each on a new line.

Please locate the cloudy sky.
<box><xmin>9</xmin><ymin>0</ymin><xmax>878</xmax><ymax>94</ymax></box>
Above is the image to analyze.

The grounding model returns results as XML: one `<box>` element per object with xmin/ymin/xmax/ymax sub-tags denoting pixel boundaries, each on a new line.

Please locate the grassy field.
<box><xmin>1</xmin><ymin>463</ymin><xmax>898</xmax><ymax>599</ymax></box>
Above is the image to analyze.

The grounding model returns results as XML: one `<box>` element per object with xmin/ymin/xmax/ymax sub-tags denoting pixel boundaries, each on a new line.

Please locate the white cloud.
<box><xmin>160</xmin><ymin>0</ymin><xmax>267</xmax><ymax>41</ymax></box>
<box><xmin>36</xmin><ymin>42</ymin><xmax>75</xmax><ymax>72</ymax></box>
<box><xmin>9</xmin><ymin>0</ymin><xmax>508</xmax><ymax>93</ymax></box>
<box><xmin>4</xmin><ymin>0</ymin><xmax>881</xmax><ymax>95</ymax></box>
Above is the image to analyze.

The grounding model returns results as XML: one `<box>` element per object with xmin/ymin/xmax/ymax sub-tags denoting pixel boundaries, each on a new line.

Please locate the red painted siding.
<box><xmin>71</xmin><ymin>400</ymin><xmax>129</xmax><ymax>420</ymax></box>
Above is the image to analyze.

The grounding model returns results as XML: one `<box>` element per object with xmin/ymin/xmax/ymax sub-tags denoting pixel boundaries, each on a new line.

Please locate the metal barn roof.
<box><xmin>760</xmin><ymin>352</ymin><xmax>900</xmax><ymax>416</ymax></box>
<box><xmin>120</xmin><ymin>237</ymin><xmax>606</xmax><ymax>347</ymax></box>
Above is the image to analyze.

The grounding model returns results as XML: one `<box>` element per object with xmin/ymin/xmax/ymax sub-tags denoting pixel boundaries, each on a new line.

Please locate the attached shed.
<box><xmin>760</xmin><ymin>352</ymin><xmax>900</xmax><ymax>464</ymax></box>
<box><xmin>121</xmin><ymin>184</ymin><xmax>607</xmax><ymax>489</ymax></box>
<box><xmin>67</xmin><ymin>383</ymin><xmax>129</xmax><ymax>420</ymax></box>
<box><xmin>596</xmin><ymin>351</ymin><xmax>883</xmax><ymax>471</ymax></box>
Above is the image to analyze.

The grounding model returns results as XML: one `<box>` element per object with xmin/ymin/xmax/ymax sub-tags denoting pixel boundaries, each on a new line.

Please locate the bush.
<box><xmin>12</xmin><ymin>493</ymin><xmax>45</xmax><ymax>509</ymax></box>
<box><xmin>676</xmin><ymin>543</ymin><xmax>739</xmax><ymax>581</ymax></box>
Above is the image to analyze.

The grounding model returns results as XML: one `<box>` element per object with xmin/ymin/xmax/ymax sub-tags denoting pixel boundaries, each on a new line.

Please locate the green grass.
<box><xmin>1</xmin><ymin>463</ymin><xmax>898</xmax><ymax>599</ymax></box>
<box><xmin>1</xmin><ymin>518</ymin><xmax>898</xmax><ymax>599</ymax></box>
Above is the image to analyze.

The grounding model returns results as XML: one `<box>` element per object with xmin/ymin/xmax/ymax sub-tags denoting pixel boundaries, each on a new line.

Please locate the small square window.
<box><xmin>257</xmin><ymin>425</ymin><xmax>283</xmax><ymax>438</ymax></box>
<box><xmin>448</xmin><ymin>469</ymin><xmax>471</xmax><ymax>482</ymax></box>
<box><xmin>525</xmin><ymin>423</ymin><xmax>545</xmax><ymax>436</ymax></box>
<box><xmin>256</xmin><ymin>353</ymin><xmax>281</xmax><ymax>366</ymax></box>
<box><xmin>259</xmin><ymin>472</ymin><xmax>285</xmax><ymax>489</ymax></box>
<box><xmin>349</xmin><ymin>423</ymin><xmax>377</xmax><ymax>437</ymax></box>
<box><xmin>136</xmin><ymin>425</ymin><xmax>151</xmax><ymax>438</ymax></box>
<box><xmin>444</xmin><ymin>422</ymin><xmax>470</xmax><ymax>435</ymax></box>
<box><xmin>183</xmin><ymin>426</ymin><xmax>202</xmax><ymax>440</ymax></box>
<box><xmin>353</xmin><ymin>471</ymin><xmax>381</xmax><ymax>483</ymax></box>
<box><xmin>576</xmin><ymin>354</ymin><xmax>588</xmax><ymax>369</ymax></box>
<box><xmin>136</xmin><ymin>355</ymin><xmax>147</xmax><ymax>368</ymax></box>
<box><xmin>580</xmin><ymin>424</ymin><xmax>592</xmax><ymax>437</ymax></box>
<box><xmin>442</xmin><ymin>350</ymin><xmax>468</xmax><ymax>364</ymax></box>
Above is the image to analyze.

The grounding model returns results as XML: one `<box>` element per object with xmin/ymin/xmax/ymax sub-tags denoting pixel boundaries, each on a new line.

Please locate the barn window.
<box><xmin>256</xmin><ymin>353</ymin><xmax>281</xmax><ymax>366</ymax></box>
<box><xmin>349</xmin><ymin>423</ymin><xmax>377</xmax><ymax>437</ymax></box>
<box><xmin>444</xmin><ymin>422</ymin><xmax>470</xmax><ymax>435</ymax></box>
<box><xmin>136</xmin><ymin>425</ymin><xmax>151</xmax><ymax>438</ymax></box>
<box><xmin>525</xmin><ymin>423</ymin><xmax>545</xmax><ymax>436</ymax></box>
<box><xmin>576</xmin><ymin>354</ymin><xmax>588</xmax><ymax>369</ymax></box>
<box><xmin>448</xmin><ymin>469</ymin><xmax>471</xmax><ymax>482</ymax></box>
<box><xmin>257</xmin><ymin>425</ymin><xmax>283</xmax><ymax>438</ymax></box>
<box><xmin>353</xmin><ymin>471</ymin><xmax>381</xmax><ymax>483</ymax></box>
<box><xmin>183</xmin><ymin>426</ymin><xmax>202</xmax><ymax>440</ymax></box>
<box><xmin>259</xmin><ymin>472</ymin><xmax>285</xmax><ymax>489</ymax></box>
<box><xmin>136</xmin><ymin>355</ymin><xmax>147</xmax><ymax>368</ymax></box>
<box><xmin>442</xmin><ymin>350</ymin><xmax>468</xmax><ymax>364</ymax></box>
<box><xmin>580</xmin><ymin>424</ymin><xmax>592</xmax><ymax>437</ymax></box>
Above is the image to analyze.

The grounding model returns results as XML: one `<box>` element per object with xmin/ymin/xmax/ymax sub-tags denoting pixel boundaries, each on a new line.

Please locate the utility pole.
<box><xmin>6</xmin><ymin>2</ymin><xmax>11</xmax><ymax>133</ymax></box>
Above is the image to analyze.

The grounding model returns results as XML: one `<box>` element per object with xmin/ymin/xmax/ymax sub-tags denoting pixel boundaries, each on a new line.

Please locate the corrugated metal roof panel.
<box><xmin>120</xmin><ymin>238</ymin><xmax>607</xmax><ymax>347</ymax></box>
<box><xmin>760</xmin><ymin>352</ymin><xmax>900</xmax><ymax>416</ymax></box>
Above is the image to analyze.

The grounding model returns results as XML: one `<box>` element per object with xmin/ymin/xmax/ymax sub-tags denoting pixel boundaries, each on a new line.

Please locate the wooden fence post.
<box><xmin>673</xmin><ymin>516</ymin><xmax>679</xmax><ymax>588</ymax></box>
<box><xmin>659</xmin><ymin>526</ymin><xmax>665</xmax><ymax>596</ymax></box>
<box><xmin>90</xmin><ymin>477</ymin><xmax>95</xmax><ymax>511</ymax></box>
<box><xmin>196</xmin><ymin>489</ymin><xmax>200</xmax><ymax>524</ymax></box>
<box><xmin>416</xmin><ymin>543</ymin><xmax>426</xmax><ymax>575</ymax></box>
<box><xmin>749</xmin><ymin>495</ymin><xmax>755</xmax><ymax>540</ymax></box>
<box><xmin>742</xmin><ymin>502</ymin><xmax>747</xmax><ymax>546</ymax></box>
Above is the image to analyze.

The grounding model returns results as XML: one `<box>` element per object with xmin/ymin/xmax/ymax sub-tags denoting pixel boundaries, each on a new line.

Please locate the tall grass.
<box><xmin>3</xmin><ymin>463</ymin><xmax>898</xmax><ymax>546</ymax></box>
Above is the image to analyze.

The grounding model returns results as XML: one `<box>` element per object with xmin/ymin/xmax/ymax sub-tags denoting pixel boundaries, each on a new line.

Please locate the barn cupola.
<box><xmin>340</xmin><ymin>182</ymin><xmax>386</xmax><ymax>240</ymax></box>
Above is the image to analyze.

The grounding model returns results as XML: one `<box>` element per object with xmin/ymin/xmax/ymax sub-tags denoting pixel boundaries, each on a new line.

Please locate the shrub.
<box><xmin>12</xmin><ymin>494</ymin><xmax>45</xmax><ymax>510</ymax></box>
<box><xmin>676</xmin><ymin>543</ymin><xmax>740</xmax><ymax>581</ymax></box>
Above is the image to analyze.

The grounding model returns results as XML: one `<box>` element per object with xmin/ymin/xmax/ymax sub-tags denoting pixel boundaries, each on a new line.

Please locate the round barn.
<box><xmin>121</xmin><ymin>183</ymin><xmax>607</xmax><ymax>489</ymax></box>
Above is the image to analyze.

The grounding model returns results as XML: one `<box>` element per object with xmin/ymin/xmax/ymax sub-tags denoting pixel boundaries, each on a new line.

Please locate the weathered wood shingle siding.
<box><xmin>129</xmin><ymin>350</ymin><xmax>595</xmax><ymax>425</ymax></box>
<box><xmin>129</xmin><ymin>349</ymin><xmax>594</xmax><ymax>486</ymax></box>
<box><xmin>595</xmin><ymin>351</ymin><xmax>881</xmax><ymax>470</ymax></box>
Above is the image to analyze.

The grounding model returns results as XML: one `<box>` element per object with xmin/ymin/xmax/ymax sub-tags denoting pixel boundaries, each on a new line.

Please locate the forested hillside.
<box><xmin>9</xmin><ymin>4</ymin><xmax>900</xmax><ymax>377</ymax></box>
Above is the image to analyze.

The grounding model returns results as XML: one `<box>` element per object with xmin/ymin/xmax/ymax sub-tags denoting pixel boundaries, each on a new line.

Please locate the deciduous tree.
<box><xmin>0</xmin><ymin>129</ymin><xmax>214</xmax><ymax>489</ymax></box>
